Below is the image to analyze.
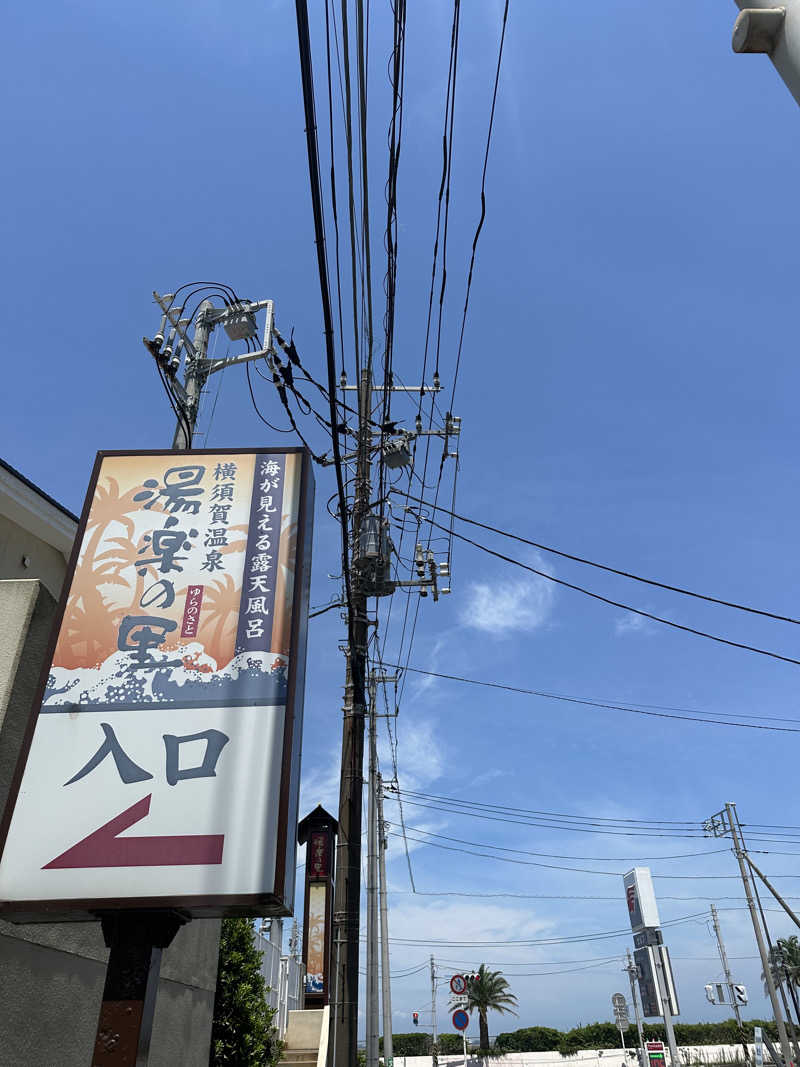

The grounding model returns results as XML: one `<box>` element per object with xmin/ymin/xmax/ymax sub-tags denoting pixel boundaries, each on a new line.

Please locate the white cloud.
<box><xmin>299</xmin><ymin>743</ymin><xmax>341</xmax><ymax>815</ymax></box>
<box><xmin>471</xmin><ymin>768</ymin><xmax>505</xmax><ymax>788</ymax></box>
<box><xmin>460</xmin><ymin>569</ymin><xmax>555</xmax><ymax>636</ymax></box>
<box><xmin>614</xmin><ymin>611</ymin><xmax>654</xmax><ymax>636</ymax></box>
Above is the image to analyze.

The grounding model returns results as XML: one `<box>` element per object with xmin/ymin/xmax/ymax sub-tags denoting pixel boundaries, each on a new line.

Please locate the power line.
<box><xmin>384</xmin><ymin>663</ymin><xmax>800</xmax><ymax>733</ymax></box>
<box><xmin>294</xmin><ymin>0</ymin><xmax>354</xmax><ymax>640</ymax></box>
<box><xmin>388</xmin><ymin>786</ymin><xmax>701</xmax><ymax>827</ymax></box>
<box><xmin>386</xmin><ymin>889</ymin><xmax>800</xmax><ymax>903</ymax></box>
<box><xmin>397</xmin><ymin>824</ymin><xmax>730</xmax><ymax>862</ymax></box>
<box><xmin>373</xmin><ymin>912</ymin><xmax>708</xmax><ymax>947</ymax></box>
<box><xmin>389</xmin><ymin>829</ymin><xmax>800</xmax><ymax>880</ymax></box>
<box><xmin>398</xmin><ymin>490</ymin><xmax>800</xmax><ymax>628</ymax></box>
<box><xmin>413</xmin><ymin>512</ymin><xmax>800</xmax><ymax>668</ymax></box>
<box><xmin>385</xmin><ymin>792</ymin><xmax>797</xmax><ymax>842</ymax></box>
<box><xmin>449</xmin><ymin>0</ymin><xmax>509</xmax><ymax>410</ymax></box>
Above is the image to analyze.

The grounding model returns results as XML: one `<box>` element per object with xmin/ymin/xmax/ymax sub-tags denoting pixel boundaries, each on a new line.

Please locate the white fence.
<box><xmin>255</xmin><ymin>926</ymin><xmax>305</xmax><ymax>1038</ymax></box>
<box><xmin>397</xmin><ymin>1046</ymin><xmax>758</xmax><ymax>1067</ymax></box>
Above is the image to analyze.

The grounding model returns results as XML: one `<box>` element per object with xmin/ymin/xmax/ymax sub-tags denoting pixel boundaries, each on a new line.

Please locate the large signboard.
<box><xmin>624</xmin><ymin>867</ymin><xmax>661</xmax><ymax>933</ymax></box>
<box><xmin>0</xmin><ymin>448</ymin><xmax>313</xmax><ymax>920</ymax></box>
<box><xmin>634</xmin><ymin>945</ymin><xmax>679</xmax><ymax>1018</ymax></box>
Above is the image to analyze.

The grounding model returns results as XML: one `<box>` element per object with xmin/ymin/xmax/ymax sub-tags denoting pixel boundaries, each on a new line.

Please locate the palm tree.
<box><xmin>778</xmin><ymin>936</ymin><xmax>800</xmax><ymax>990</ymax></box>
<box><xmin>451</xmin><ymin>963</ymin><xmax>518</xmax><ymax>1057</ymax></box>
<box><xmin>762</xmin><ymin>942</ymin><xmax>800</xmax><ymax>1060</ymax></box>
<box><xmin>767</xmin><ymin>938</ymin><xmax>800</xmax><ymax>1033</ymax></box>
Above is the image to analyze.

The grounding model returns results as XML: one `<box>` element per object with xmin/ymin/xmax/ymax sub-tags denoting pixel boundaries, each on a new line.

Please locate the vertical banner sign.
<box><xmin>0</xmin><ymin>448</ymin><xmax>313</xmax><ymax>919</ymax></box>
<box><xmin>298</xmin><ymin>805</ymin><xmax>337</xmax><ymax>1006</ymax></box>
<box><xmin>754</xmin><ymin>1026</ymin><xmax>763</xmax><ymax>1067</ymax></box>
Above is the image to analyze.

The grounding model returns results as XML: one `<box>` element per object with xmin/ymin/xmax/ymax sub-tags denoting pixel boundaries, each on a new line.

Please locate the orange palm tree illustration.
<box><xmin>83</xmin><ymin>477</ymin><xmax>148</xmax><ymax>562</ymax></box>
<box><xmin>93</xmin><ymin>534</ymin><xmax>159</xmax><ymax>614</ymax></box>
<box><xmin>201</xmin><ymin>575</ymin><xmax>242</xmax><ymax>666</ymax></box>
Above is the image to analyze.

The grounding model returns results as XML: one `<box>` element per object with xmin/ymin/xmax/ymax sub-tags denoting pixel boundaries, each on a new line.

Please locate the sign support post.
<box><xmin>626</xmin><ymin>949</ymin><xmax>646</xmax><ymax>1067</ymax></box>
<box><xmin>652</xmin><ymin>950</ymin><xmax>680</xmax><ymax>1067</ymax></box>
<box><xmin>92</xmin><ymin>910</ymin><xmax>188</xmax><ymax>1065</ymax></box>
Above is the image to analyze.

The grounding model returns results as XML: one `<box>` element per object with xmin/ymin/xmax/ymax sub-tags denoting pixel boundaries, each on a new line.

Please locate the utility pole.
<box><xmin>147</xmin><ymin>291</ymin><xmax>276</xmax><ymax>450</ymax></box>
<box><xmin>730</xmin><ymin>1</ymin><xmax>800</xmax><ymax>106</ymax></box>
<box><xmin>652</xmin><ymin>948</ymin><xmax>680</xmax><ymax>1067</ymax></box>
<box><xmin>431</xmin><ymin>956</ymin><xmax>439</xmax><ymax>1067</ymax></box>
<box><xmin>707</xmin><ymin>804</ymin><xmax>794</xmax><ymax>1067</ymax></box>
<box><xmin>328</xmin><ymin>371</ymin><xmax>451</xmax><ymax>1067</ymax></box>
<box><xmin>171</xmin><ymin>299</ymin><xmax>212</xmax><ymax>449</ymax></box>
<box><xmin>377</xmin><ymin>774</ymin><xmax>394</xmax><ymax>1067</ymax></box>
<box><xmin>710</xmin><ymin>904</ymin><xmax>751</xmax><ymax>1064</ymax></box>
<box><xmin>726</xmin><ymin>803</ymin><xmax>793</xmax><ymax>1067</ymax></box>
<box><xmin>366</xmin><ymin>672</ymin><xmax>379</xmax><ymax>1067</ymax></box>
<box><xmin>330</xmin><ymin>368</ymin><xmax>372</xmax><ymax>1067</ymax></box>
<box><xmin>626</xmin><ymin>949</ymin><xmax>646</xmax><ymax>1067</ymax></box>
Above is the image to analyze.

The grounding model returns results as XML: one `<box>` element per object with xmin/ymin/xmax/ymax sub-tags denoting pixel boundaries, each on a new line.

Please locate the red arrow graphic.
<box><xmin>43</xmin><ymin>794</ymin><xmax>224</xmax><ymax>869</ymax></box>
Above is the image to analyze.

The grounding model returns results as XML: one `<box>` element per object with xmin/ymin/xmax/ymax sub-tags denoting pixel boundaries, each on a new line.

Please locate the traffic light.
<box><xmin>412</xmin><ymin>1012</ymin><xmax>419</xmax><ymax>1026</ymax></box>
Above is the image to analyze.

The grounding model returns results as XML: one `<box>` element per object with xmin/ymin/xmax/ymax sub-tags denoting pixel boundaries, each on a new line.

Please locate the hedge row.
<box><xmin>383</xmin><ymin>1019</ymin><xmax>779</xmax><ymax>1056</ymax></box>
<box><xmin>495</xmin><ymin>1020</ymin><xmax>779</xmax><ymax>1054</ymax></box>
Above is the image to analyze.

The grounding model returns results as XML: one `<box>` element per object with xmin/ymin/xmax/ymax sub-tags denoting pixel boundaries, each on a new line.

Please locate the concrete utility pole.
<box><xmin>431</xmin><ymin>956</ymin><xmax>439</xmax><ymax>1067</ymax></box>
<box><xmin>147</xmin><ymin>291</ymin><xmax>277</xmax><ymax>449</ymax></box>
<box><xmin>731</xmin><ymin>1</ymin><xmax>800</xmax><ymax>105</ymax></box>
<box><xmin>710</xmin><ymin>904</ymin><xmax>751</xmax><ymax>1064</ymax></box>
<box><xmin>726</xmin><ymin>803</ymin><xmax>794</xmax><ymax>1067</ymax></box>
<box><xmin>626</xmin><ymin>949</ymin><xmax>646</xmax><ymax>1067</ymax></box>
<box><xmin>328</xmin><ymin>368</ymin><xmax>452</xmax><ymax>1067</ymax></box>
<box><xmin>171</xmin><ymin>299</ymin><xmax>212</xmax><ymax>449</ymax></box>
<box><xmin>377</xmin><ymin>775</ymin><xmax>394</xmax><ymax>1066</ymax></box>
<box><xmin>366</xmin><ymin>672</ymin><xmax>379</xmax><ymax>1067</ymax></box>
<box><xmin>708</xmin><ymin>804</ymin><xmax>794</xmax><ymax>1067</ymax></box>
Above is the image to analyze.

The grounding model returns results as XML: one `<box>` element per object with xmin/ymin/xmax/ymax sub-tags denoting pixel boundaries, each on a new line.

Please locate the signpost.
<box><xmin>612</xmin><ymin>992</ymin><xmax>630</xmax><ymax>1049</ymax></box>
<box><xmin>453</xmin><ymin>1008</ymin><xmax>470</xmax><ymax>1067</ymax></box>
<box><xmin>0</xmin><ymin>448</ymin><xmax>314</xmax><ymax>1064</ymax></box>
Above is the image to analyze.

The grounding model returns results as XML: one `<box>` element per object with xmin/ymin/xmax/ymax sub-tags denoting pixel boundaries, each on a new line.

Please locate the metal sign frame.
<box><xmin>0</xmin><ymin>447</ymin><xmax>314</xmax><ymax>921</ymax></box>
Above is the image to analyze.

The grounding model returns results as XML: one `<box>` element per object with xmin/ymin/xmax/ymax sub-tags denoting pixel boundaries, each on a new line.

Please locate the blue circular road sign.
<box><xmin>452</xmin><ymin>1009</ymin><xmax>469</xmax><ymax>1031</ymax></box>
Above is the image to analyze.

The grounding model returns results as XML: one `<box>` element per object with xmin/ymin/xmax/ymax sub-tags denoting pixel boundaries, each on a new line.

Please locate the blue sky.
<box><xmin>4</xmin><ymin>0</ymin><xmax>800</xmax><ymax>1040</ymax></box>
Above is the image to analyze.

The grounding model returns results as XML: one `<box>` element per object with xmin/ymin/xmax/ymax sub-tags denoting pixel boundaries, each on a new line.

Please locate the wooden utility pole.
<box><xmin>329</xmin><ymin>369</ymin><xmax>372</xmax><ymax>1067</ymax></box>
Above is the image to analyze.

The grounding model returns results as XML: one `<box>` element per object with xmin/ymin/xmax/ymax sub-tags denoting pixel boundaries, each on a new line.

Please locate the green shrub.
<box><xmin>209</xmin><ymin>919</ymin><xmax>281</xmax><ymax>1066</ymax></box>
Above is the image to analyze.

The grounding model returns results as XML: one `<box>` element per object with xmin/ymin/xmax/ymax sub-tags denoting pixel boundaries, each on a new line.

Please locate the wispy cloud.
<box><xmin>614</xmin><ymin>611</ymin><xmax>654</xmax><ymax>636</ymax></box>
<box><xmin>460</xmin><ymin>557</ymin><xmax>555</xmax><ymax>636</ymax></box>
<box><xmin>471</xmin><ymin>767</ymin><xmax>505</xmax><ymax>788</ymax></box>
<box><xmin>299</xmin><ymin>743</ymin><xmax>341</xmax><ymax>815</ymax></box>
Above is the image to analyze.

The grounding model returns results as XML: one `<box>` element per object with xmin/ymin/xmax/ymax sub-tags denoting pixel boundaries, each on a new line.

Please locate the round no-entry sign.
<box><xmin>450</xmin><ymin>974</ymin><xmax>467</xmax><ymax>995</ymax></box>
<box><xmin>452</xmin><ymin>1009</ymin><xmax>469</xmax><ymax>1031</ymax></box>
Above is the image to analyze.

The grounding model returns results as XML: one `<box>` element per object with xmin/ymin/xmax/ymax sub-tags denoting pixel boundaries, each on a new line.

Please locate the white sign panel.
<box><xmin>624</xmin><ymin>866</ymin><xmax>661</xmax><ymax>932</ymax></box>
<box><xmin>0</xmin><ymin>448</ymin><xmax>313</xmax><ymax>920</ymax></box>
